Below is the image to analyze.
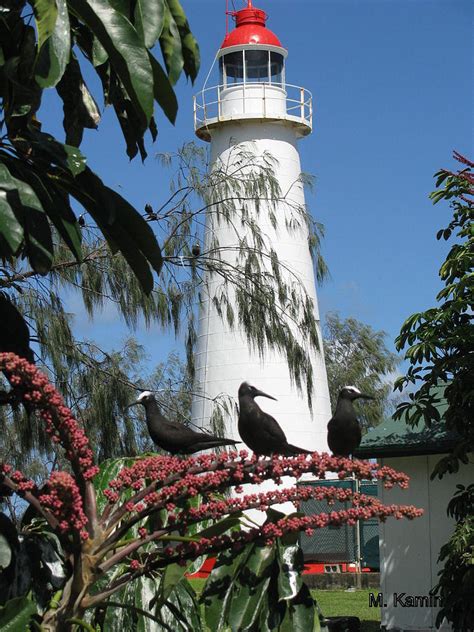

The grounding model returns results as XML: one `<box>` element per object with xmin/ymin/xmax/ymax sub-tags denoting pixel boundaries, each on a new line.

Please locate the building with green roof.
<box><xmin>354</xmin><ymin>410</ymin><xmax>471</xmax><ymax>632</ymax></box>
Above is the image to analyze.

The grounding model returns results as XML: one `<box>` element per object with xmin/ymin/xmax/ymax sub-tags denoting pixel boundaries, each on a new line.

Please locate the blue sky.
<box><xmin>41</xmin><ymin>0</ymin><xmax>473</xmax><ymax>375</ymax></box>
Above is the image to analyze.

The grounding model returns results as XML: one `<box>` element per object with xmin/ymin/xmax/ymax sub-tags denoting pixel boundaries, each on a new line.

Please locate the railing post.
<box><xmin>300</xmin><ymin>87</ymin><xmax>304</xmax><ymax>121</ymax></box>
<box><xmin>217</xmin><ymin>86</ymin><xmax>221</xmax><ymax>120</ymax></box>
<box><xmin>193</xmin><ymin>96</ymin><xmax>197</xmax><ymax>129</ymax></box>
<box><xmin>309</xmin><ymin>94</ymin><xmax>313</xmax><ymax>128</ymax></box>
<box><xmin>263</xmin><ymin>83</ymin><xmax>266</xmax><ymax>117</ymax></box>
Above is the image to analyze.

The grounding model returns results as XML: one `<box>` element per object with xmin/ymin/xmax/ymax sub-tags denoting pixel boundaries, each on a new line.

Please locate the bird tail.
<box><xmin>282</xmin><ymin>443</ymin><xmax>313</xmax><ymax>456</ymax></box>
<box><xmin>197</xmin><ymin>438</ymin><xmax>240</xmax><ymax>451</ymax></box>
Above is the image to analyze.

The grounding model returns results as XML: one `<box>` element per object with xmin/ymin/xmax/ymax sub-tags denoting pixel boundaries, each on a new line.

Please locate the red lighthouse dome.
<box><xmin>221</xmin><ymin>1</ymin><xmax>283</xmax><ymax>50</ymax></box>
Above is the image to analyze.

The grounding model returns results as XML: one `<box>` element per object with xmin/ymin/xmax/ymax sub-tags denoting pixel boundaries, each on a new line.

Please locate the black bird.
<box><xmin>238</xmin><ymin>382</ymin><xmax>312</xmax><ymax>456</ymax></box>
<box><xmin>129</xmin><ymin>391</ymin><xmax>240</xmax><ymax>455</ymax></box>
<box><xmin>327</xmin><ymin>386</ymin><xmax>374</xmax><ymax>457</ymax></box>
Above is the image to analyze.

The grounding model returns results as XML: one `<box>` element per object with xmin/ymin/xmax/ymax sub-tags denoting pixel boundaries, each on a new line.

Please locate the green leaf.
<box><xmin>0</xmin><ymin>596</ymin><xmax>36</xmax><ymax>631</ymax></box>
<box><xmin>277</xmin><ymin>540</ymin><xmax>303</xmax><ymax>601</ymax></box>
<box><xmin>149</xmin><ymin>55</ymin><xmax>177</xmax><ymax>124</ymax></box>
<box><xmin>68</xmin><ymin>167</ymin><xmax>163</xmax><ymax>291</ymax></box>
<box><xmin>28</xmin><ymin>129</ymin><xmax>87</xmax><ymax>176</ymax></box>
<box><xmin>56</xmin><ymin>55</ymin><xmax>101</xmax><ymax>146</ymax></box>
<box><xmin>69</xmin><ymin>0</ymin><xmax>154</xmax><ymax>123</ymax></box>
<box><xmin>134</xmin><ymin>0</ymin><xmax>164</xmax><ymax>48</ymax></box>
<box><xmin>35</xmin><ymin>0</ymin><xmax>71</xmax><ymax>88</ymax></box>
<box><xmin>0</xmin><ymin>534</ymin><xmax>11</xmax><ymax>571</ymax></box>
<box><xmin>228</xmin><ymin>544</ymin><xmax>275</xmax><ymax>631</ymax></box>
<box><xmin>23</xmin><ymin>200</ymin><xmax>54</xmax><ymax>274</ymax></box>
<box><xmin>165</xmin><ymin>0</ymin><xmax>200</xmax><ymax>83</ymax></box>
<box><xmin>0</xmin><ymin>191</ymin><xmax>23</xmax><ymax>254</ymax></box>
<box><xmin>0</xmin><ymin>154</ymin><xmax>82</xmax><ymax>262</ymax></box>
<box><xmin>201</xmin><ymin>547</ymin><xmax>251</xmax><ymax>631</ymax></box>
<box><xmin>159</xmin><ymin>3</ymin><xmax>183</xmax><ymax>85</ymax></box>
<box><xmin>31</xmin><ymin>0</ymin><xmax>58</xmax><ymax>50</ymax></box>
<box><xmin>0</xmin><ymin>163</ymin><xmax>54</xmax><ymax>274</ymax></box>
<box><xmin>279</xmin><ymin>583</ymin><xmax>318</xmax><ymax>632</ymax></box>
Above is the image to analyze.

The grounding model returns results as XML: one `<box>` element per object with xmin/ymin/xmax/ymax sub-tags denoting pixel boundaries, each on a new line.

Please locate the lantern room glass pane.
<box><xmin>270</xmin><ymin>52</ymin><xmax>284</xmax><ymax>86</ymax></box>
<box><xmin>221</xmin><ymin>52</ymin><xmax>244</xmax><ymax>85</ymax></box>
<box><xmin>245</xmin><ymin>49</ymin><xmax>270</xmax><ymax>83</ymax></box>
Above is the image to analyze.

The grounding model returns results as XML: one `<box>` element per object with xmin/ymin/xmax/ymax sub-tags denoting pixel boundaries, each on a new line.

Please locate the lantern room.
<box><xmin>193</xmin><ymin>1</ymin><xmax>312</xmax><ymax>141</ymax></box>
<box><xmin>218</xmin><ymin>4</ymin><xmax>286</xmax><ymax>87</ymax></box>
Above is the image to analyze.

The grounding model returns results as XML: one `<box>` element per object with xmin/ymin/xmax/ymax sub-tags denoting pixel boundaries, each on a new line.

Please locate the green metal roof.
<box><xmin>354</xmin><ymin>390</ymin><xmax>459</xmax><ymax>458</ymax></box>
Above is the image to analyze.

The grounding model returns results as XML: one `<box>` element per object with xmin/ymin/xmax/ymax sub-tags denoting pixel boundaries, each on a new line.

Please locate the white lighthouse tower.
<box><xmin>191</xmin><ymin>1</ymin><xmax>331</xmax><ymax>457</ymax></box>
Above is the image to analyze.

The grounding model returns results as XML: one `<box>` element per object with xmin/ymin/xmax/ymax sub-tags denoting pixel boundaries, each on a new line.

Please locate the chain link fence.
<box><xmin>298</xmin><ymin>479</ymin><xmax>379</xmax><ymax>570</ymax></box>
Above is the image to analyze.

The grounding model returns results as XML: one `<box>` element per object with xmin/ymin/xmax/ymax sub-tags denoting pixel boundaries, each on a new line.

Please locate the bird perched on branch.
<box><xmin>238</xmin><ymin>382</ymin><xmax>312</xmax><ymax>456</ymax></box>
<box><xmin>327</xmin><ymin>386</ymin><xmax>374</xmax><ymax>457</ymax></box>
<box><xmin>128</xmin><ymin>391</ymin><xmax>239</xmax><ymax>455</ymax></box>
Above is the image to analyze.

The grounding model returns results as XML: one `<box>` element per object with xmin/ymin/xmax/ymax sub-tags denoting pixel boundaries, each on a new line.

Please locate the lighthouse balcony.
<box><xmin>193</xmin><ymin>83</ymin><xmax>312</xmax><ymax>141</ymax></box>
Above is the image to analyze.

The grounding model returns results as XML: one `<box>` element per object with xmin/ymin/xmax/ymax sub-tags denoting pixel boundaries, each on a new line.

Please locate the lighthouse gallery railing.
<box><xmin>193</xmin><ymin>83</ymin><xmax>313</xmax><ymax>132</ymax></box>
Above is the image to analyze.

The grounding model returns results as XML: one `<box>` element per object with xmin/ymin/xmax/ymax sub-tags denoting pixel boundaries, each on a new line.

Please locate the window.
<box><xmin>220</xmin><ymin>52</ymin><xmax>244</xmax><ymax>85</ymax></box>
<box><xmin>245</xmin><ymin>49</ymin><xmax>269</xmax><ymax>83</ymax></box>
<box><xmin>270</xmin><ymin>52</ymin><xmax>284</xmax><ymax>86</ymax></box>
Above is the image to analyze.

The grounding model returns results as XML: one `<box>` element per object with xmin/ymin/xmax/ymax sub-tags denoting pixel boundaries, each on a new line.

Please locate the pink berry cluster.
<box><xmin>103</xmin><ymin>450</ymin><xmax>411</xmax><ymax>526</ymax></box>
<box><xmin>39</xmin><ymin>471</ymin><xmax>89</xmax><ymax>540</ymax></box>
<box><xmin>0</xmin><ymin>353</ymin><xmax>99</xmax><ymax>480</ymax></box>
<box><xmin>0</xmin><ymin>463</ymin><xmax>36</xmax><ymax>493</ymax></box>
<box><xmin>149</xmin><ymin>497</ymin><xmax>423</xmax><ymax>566</ymax></box>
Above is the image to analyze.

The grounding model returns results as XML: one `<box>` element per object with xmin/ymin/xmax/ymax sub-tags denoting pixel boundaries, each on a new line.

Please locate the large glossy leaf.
<box><xmin>1</xmin><ymin>154</ymin><xmax>82</xmax><ymax>262</ymax></box>
<box><xmin>0</xmin><ymin>163</ymin><xmax>54</xmax><ymax>273</ymax></box>
<box><xmin>35</xmin><ymin>0</ymin><xmax>71</xmax><ymax>88</ymax></box>
<box><xmin>228</xmin><ymin>544</ymin><xmax>276</xmax><ymax>631</ymax></box>
<box><xmin>0</xmin><ymin>190</ymin><xmax>23</xmax><ymax>254</ymax></box>
<box><xmin>159</xmin><ymin>578</ymin><xmax>202</xmax><ymax>632</ymax></box>
<box><xmin>201</xmin><ymin>547</ymin><xmax>252</xmax><ymax>631</ymax></box>
<box><xmin>159</xmin><ymin>2</ymin><xmax>183</xmax><ymax>86</ymax></box>
<box><xmin>23</xmin><ymin>200</ymin><xmax>54</xmax><ymax>274</ymax></box>
<box><xmin>149</xmin><ymin>55</ymin><xmax>177</xmax><ymax>124</ymax></box>
<box><xmin>67</xmin><ymin>167</ymin><xmax>163</xmax><ymax>292</ymax></box>
<box><xmin>56</xmin><ymin>55</ymin><xmax>100</xmax><ymax>146</ymax></box>
<box><xmin>31</xmin><ymin>0</ymin><xmax>58</xmax><ymax>50</ymax></box>
<box><xmin>279</xmin><ymin>583</ymin><xmax>319</xmax><ymax>632</ymax></box>
<box><xmin>69</xmin><ymin>0</ymin><xmax>154</xmax><ymax>123</ymax></box>
<box><xmin>27</xmin><ymin>129</ymin><xmax>87</xmax><ymax>176</ymax></box>
<box><xmin>0</xmin><ymin>596</ymin><xmax>36</xmax><ymax>631</ymax></box>
<box><xmin>165</xmin><ymin>0</ymin><xmax>199</xmax><ymax>83</ymax></box>
<box><xmin>202</xmin><ymin>530</ymin><xmax>318</xmax><ymax>632</ymax></box>
<box><xmin>134</xmin><ymin>0</ymin><xmax>164</xmax><ymax>48</ymax></box>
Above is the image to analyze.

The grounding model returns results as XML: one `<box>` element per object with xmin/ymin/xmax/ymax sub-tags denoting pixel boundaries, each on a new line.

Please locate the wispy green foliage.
<box><xmin>0</xmin><ymin>142</ymin><xmax>328</xmax><ymax>485</ymax></box>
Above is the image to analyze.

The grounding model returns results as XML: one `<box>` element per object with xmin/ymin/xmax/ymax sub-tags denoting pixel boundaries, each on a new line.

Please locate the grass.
<box><xmin>189</xmin><ymin>579</ymin><xmax>380</xmax><ymax>631</ymax></box>
<box><xmin>315</xmin><ymin>589</ymin><xmax>380</xmax><ymax>632</ymax></box>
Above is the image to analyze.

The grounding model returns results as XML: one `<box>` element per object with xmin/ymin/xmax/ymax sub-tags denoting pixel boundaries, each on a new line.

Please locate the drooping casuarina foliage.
<box><xmin>0</xmin><ymin>353</ymin><xmax>423</xmax><ymax>630</ymax></box>
<box><xmin>393</xmin><ymin>152</ymin><xmax>474</xmax><ymax>632</ymax></box>
<box><xmin>0</xmin><ymin>142</ymin><xmax>329</xmax><ymax>481</ymax></box>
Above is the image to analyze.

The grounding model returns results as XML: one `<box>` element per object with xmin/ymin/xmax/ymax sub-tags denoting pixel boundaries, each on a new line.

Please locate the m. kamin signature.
<box><xmin>369</xmin><ymin>592</ymin><xmax>443</xmax><ymax>608</ymax></box>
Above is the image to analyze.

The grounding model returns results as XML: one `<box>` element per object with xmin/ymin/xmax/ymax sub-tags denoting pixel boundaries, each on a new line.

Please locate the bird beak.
<box><xmin>255</xmin><ymin>388</ymin><xmax>277</xmax><ymax>401</ymax></box>
<box><xmin>126</xmin><ymin>401</ymin><xmax>140</xmax><ymax>409</ymax></box>
<box><xmin>359</xmin><ymin>394</ymin><xmax>375</xmax><ymax>400</ymax></box>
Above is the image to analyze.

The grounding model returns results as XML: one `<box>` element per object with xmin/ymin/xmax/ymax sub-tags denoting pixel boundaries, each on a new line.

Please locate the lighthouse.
<box><xmin>191</xmin><ymin>1</ymin><xmax>331</xmax><ymax>458</ymax></box>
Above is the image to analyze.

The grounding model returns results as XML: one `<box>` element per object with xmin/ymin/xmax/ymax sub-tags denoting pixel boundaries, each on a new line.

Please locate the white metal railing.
<box><xmin>193</xmin><ymin>82</ymin><xmax>313</xmax><ymax>132</ymax></box>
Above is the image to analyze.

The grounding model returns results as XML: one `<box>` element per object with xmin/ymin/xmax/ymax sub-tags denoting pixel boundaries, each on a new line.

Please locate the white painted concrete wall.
<box><xmin>191</xmin><ymin>114</ymin><xmax>331</xmax><ymax>456</ymax></box>
<box><xmin>378</xmin><ymin>455</ymin><xmax>474</xmax><ymax>631</ymax></box>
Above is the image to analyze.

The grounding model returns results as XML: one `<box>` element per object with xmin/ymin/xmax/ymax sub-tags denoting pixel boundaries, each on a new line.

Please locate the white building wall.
<box><xmin>378</xmin><ymin>455</ymin><xmax>474</xmax><ymax>631</ymax></box>
<box><xmin>191</xmin><ymin>117</ymin><xmax>331</xmax><ymax>456</ymax></box>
